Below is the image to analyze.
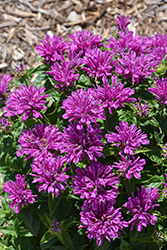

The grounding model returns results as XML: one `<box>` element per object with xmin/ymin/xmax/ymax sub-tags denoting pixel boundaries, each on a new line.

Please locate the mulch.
<box><xmin>0</xmin><ymin>0</ymin><xmax>167</xmax><ymax>75</ymax></box>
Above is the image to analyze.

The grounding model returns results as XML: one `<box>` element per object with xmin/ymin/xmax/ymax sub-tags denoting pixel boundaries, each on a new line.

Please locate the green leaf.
<box><xmin>57</xmin><ymin>231</ymin><xmax>74</xmax><ymax>250</ymax></box>
<box><xmin>72</xmin><ymin>232</ymin><xmax>85</xmax><ymax>250</ymax></box>
<box><xmin>34</xmin><ymin>73</ymin><xmax>48</xmax><ymax>84</ymax></box>
<box><xmin>55</xmin><ymin>199</ymin><xmax>72</xmax><ymax>221</ymax></box>
<box><xmin>120</xmin><ymin>239</ymin><xmax>129</xmax><ymax>249</ymax></box>
<box><xmin>129</xmin><ymin>242</ymin><xmax>147</xmax><ymax>250</ymax></box>
<box><xmin>48</xmin><ymin>195</ymin><xmax>60</xmax><ymax>216</ymax></box>
<box><xmin>50</xmin><ymin>247</ymin><xmax>68</xmax><ymax>250</ymax></box>
<box><xmin>40</xmin><ymin>231</ymin><xmax>58</xmax><ymax>250</ymax></box>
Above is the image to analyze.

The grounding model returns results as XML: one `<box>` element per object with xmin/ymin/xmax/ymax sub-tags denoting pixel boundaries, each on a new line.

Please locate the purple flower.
<box><xmin>0</xmin><ymin>73</ymin><xmax>11</xmax><ymax>101</ymax></box>
<box><xmin>30</xmin><ymin>156</ymin><xmax>70</xmax><ymax>197</ymax></box>
<box><xmin>2</xmin><ymin>174</ymin><xmax>36</xmax><ymax>213</ymax></box>
<box><xmin>79</xmin><ymin>201</ymin><xmax>128</xmax><ymax>246</ymax></box>
<box><xmin>51</xmin><ymin>219</ymin><xmax>61</xmax><ymax>233</ymax></box>
<box><xmin>72</xmin><ymin>162</ymin><xmax>120</xmax><ymax>204</ymax></box>
<box><xmin>81</xmin><ymin>48</ymin><xmax>115</xmax><ymax>81</ymax></box>
<box><xmin>95</xmin><ymin>75</ymin><xmax>136</xmax><ymax>114</ymax></box>
<box><xmin>148</xmin><ymin>78</ymin><xmax>167</xmax><ymax>105</ymax></box>
<box><xmin>133</xmin><ymin>98</ymin><xmax>149</xmax><ymax>117</ymax></box>
<box><xmin>69</xmin><ymin>30</ymin><xmax>103</xmax><ymax>55</ymax></box>
<box><xmin>16</xmin><ymin>124</ymin><xmax>62</xmax><ymax>162</ymax></box>
<box><xmin>46</xmin><ymin>61</ymin><xmax>79</xmax><ymax>92</ymax></box>
<box><xmin>62</xmin><ymin>88</ymin><xmax>105</xmax><ymax>129</ymax></box>
<box><xmin>115</xmin><ymin>52</ymin><xmax>156</xmax><ymax>84</ymax></box>
<box><xmin>36</xmin><ymin>34</ymin><xmax>70</xmax><ymax>63</ymax></box>
<box><xmin>162</xmin><ymin>173</ymin><xmax>167</xmax><ymax>196</ymax></box>
<box><xmin>116</xmin><ymin>15</ymin><xmax>131</xmax><ymax>33</ymax></box>
<box><xmin>112</xmin><ymin>153</ymin><xmax>146</xmax><ymax>179</ymax></box>
<box><xmin>105</xmin><ymin>121</ymin><xmax>149</xmax><ymax>155</ymax></box>
<box><xmin>15</xmin><ymin>62</ymin><xmax>27</xmax><ymax>76</ymax></box>
<box><xmin>60</xmin><ymin>123</ymin><xmax>105</xmax><ymax>164</ymax></box>
<box><xmin>124</xmin><ymin>186</ymin><xmax>159</xmax><ymax>231</ymax></box>
<box><xmin>0</xmin><ymin>117</ymin><xmax>11</xmax><ymax>132</ymax></box>
<box><xmin>4</xmin><ymin>84</ymin><xmax>49</xmax><ymax>121</ymax></box>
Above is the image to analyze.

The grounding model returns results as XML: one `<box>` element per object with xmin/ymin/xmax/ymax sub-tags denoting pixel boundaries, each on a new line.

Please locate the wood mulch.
<box><xmin>0</xmin><ymin>0</ymin><xmax>167</xmax><ymax>75</ymax></box>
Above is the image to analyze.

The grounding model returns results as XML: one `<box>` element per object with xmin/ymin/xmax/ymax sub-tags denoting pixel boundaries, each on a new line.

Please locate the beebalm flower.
<box><xmin>112</xmin><ymin>153</ymin><xmax>146</xmax><ymax>179</ymax></box>
<box><xmin>36</xmin><ymin>34</ymin><xmax>70</xmax><ymax>63</ymax></box>
<box><xmin>133</xmin><ymin>98</ymin><xmax>149</xmax><ymax>117</ymax></box>
<box><xmin>124</xmin><ymin>186</ymin><xmax>159</xmax><ymax>231</ymax></box>
<box><xmin>30</xmin><ymin>156</ymin><xmax>70</xmax><ymax>197</ymax></box>
<box><xmin>72</xmin><ymin>162</ymin><xmax>120</xmax><ymax>204</ymax></box>
<box><xmin>116</xmin><ymin>15</ymin><xmax>131</xmax><ymax>33</ymax></box>
<box><xmin>105</xmin><ymin>121</ymin><xmax>149</xmax><ymax>155</ymax></box>
<box><xmin>162</xmin><ymin>173</ymin><xmax>167</xmax><ymax>196</ymax></box>
<box><xmin>81</xmin><ymin>48</ymin><xmax>115</xmax><ymax>81</ymax></box>
<box><xmin>62</xmin><ymin>88</ymin><xmax>105</xmax><ymax>129</ymax></box>
<box><xmin>60</xmin><ymin>123</ymin><xmax>105</xmax><ymax>164</ymax></box>
<box><xmin>95</xmin><ymin>75</ymin><xmax>136</xmax><ymax>114</ymax></box>
<box><xmin>51</xmin><ymin>219</ymin><xmax>61</xmax><ymax>233</ymax></box>
<box><xmin>79</xmin><ymin>201</ymin><xmax>128</xmax><ymax>246</ymax></box>
<box><xmin>2</xmin><ymin>174</ymin><xmax>36</xmax><ymax>214</ymax></box>
<box><xmin>115</xmin><ymin>52</ymin><xmax>156</xmax><ymax>84</ymax></box>
<box><xmin>0</xmin><ymin>73</ymin><xmax>11</xmax><ymax>101</ymax></box>
<box><xmin>4</xmin><ymin>84</ymin><xmax>49</xmax><ymax>121</ymax></box>
<box><xmin>0</xmin><ymin>117</ymin><xmax>11</xmax><ymax>132</ymax></box>
<box><xmin>46</xmin><ymin>61</ymin><xmax>79</xmax><ymax>92</ymax></box>
<box><xmin>148</xmin><ymin>78</ymin><xmax>167</xmax><ymax>105</ymax></box>
<box><xmin>16</xmin><ymin>124</ymin><xmax>62</xmax><ymax>162</ymax></box>
<box><xmin>69</xmin><ymin>30</ymin><xmax>103</xmax><ymax>55</ymax></box>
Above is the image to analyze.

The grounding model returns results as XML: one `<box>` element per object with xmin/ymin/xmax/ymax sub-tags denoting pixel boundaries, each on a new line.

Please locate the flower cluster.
<box><xmin>124</xmin><ymin>186</ymin><xmax>159</xmax><ymax>231</ymax></box>
<box><xmin>148</xmin><ymin>78</ymin><xmax>167</xmax><ymax>105</ymax></box>
<box><xmin>2</xmin><ymin>174</ymin><xmax>36</xmax><ymax>213</ymax></box>
<box><xmin>133</xmin><ymin>98</ymin><xmax>150</xmax><ymax>117</ymax></box>
<box><xmin>4</xmin><ymin>85</ymin><xmax>49</xmax><ymax>121</ymax></box>
<box><xmin>0</xmin><ymin>117</ymin><xmax>11</xmax><ymax>132</ymax></box>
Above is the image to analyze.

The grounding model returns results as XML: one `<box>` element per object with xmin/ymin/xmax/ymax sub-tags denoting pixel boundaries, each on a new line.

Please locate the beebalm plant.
<box><xmin>1</xmin><ymin>15</ymin><xmax>167</xmax><ymax>250</ymax></box>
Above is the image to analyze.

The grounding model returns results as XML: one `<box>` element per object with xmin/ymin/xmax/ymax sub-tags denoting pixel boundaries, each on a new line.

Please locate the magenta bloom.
<box><xmin>112</xmin><ymin>153</ymin><xmax>146</xmax><ymax>179</ymax></box>
<box><xmin>2</xmin><ymin>174</ymin><xmax>36</xmax><ymax>213</ymax></box>
<box><xmin>116</xmin><ymin>15</ymin><xmax>131</xmax><ymax>33</ymax></box>
<box><xmin>62</xmin><ymin>88</ymin><xmax>105</xmax><ymax>129</ymax></box>
<box><xmin>69</xmin><ymin>30</ymin><xmax>103</xmax><ymax>55</ymax></box>
<box><xmin>4</xmin><ymin>84</ymin><xmax>49</xmax><ymax>121</ymax></box>
<box><xmin>0</xmin><ymin>117</ymin><xmax>11</xmax><ymax>132</ymax></box>
<box><xmin>46</xmin><ymin>61</ymin><xmax>79</xmax><ymax>92</ymax></box>
<box><xmin>30</xmin><ymin>157</ymin><xmax>70</xmax><ymax>197</ymax></box>
<box><xmin>115</xmin><ymin>52</ymin><xmax>156</xmax><ymax>84</ymax></box>
<box><xmin>133</xmin><ymin>98</ymin><xmax>149</xmax><ymax>117</ymax></box>
<box><xmin>95</xmin><ymin>75</ymin><xmax>136</xmax><ymax>113</ymax></box>
<box><xmin>0</xmin><ymin>73</ymin><xmax>11</xmax><ymax>101</ymax></box>
<box><xmin>72</xmin><ymin>162</ymin><xmax>120</xmax><ymax>204</ymax></box>
<box><xmin>124</xmin><ymin>186</ymin><xmax>159</xmax><ymax>231</ymax></box>
<box><xmin>36</xmin><ymin>34</ymin><xmax>70</xmax><ymax>63</ymax></box>
<box><xmin>162</xmin><ymin>173</ymin><xmax>167</xmax><ymax>196</ymax></box>
<box><xmin>79</xmin><ymin>201</ymin><xmax>128</xmax><ymax>246</ymax></box>
<box><xmin>105</xmin><ymin>121</ymin><xmax>149</xmax><ymax>155</ymax></box>
<box><xmin>148</xmin><ymin>78</ymin><xmax>167</xmax><ymax>105</ymax></box>
<box><xmin>81</xmin><ymin>48</ymin><xmax>115</xmax><ymax>81</ymax></box>
<box><xmin>60</xmin><ymin>123</ymin><xmax>105</xmax><ymax>164</ymax></box>
<box><xmin>51</xmin><ymin>219</ymin><xmax>61</xmax><ymax>233</ymax></box>
<box><xmin>16</xmin><ymin>124</ymin><xmax>62</xmax><ymax>162</ymax></box>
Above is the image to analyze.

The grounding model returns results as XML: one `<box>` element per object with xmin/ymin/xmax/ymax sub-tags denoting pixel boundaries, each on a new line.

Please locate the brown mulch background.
<box><xmin>0</xmin><ymin>0</ymin><xmax>167</xmax><ymax>76</ymax></box>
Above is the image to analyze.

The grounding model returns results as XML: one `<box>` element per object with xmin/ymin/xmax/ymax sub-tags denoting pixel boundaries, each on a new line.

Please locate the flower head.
<box><xmin>46</xmin><ymin>61</ymin><xmax>79</xmax><ymax>92</ymax></box>
<box><xmin>36</xmin><ymin>34</ymin><xmax>70</xmax><ymax>63</ymax></box>
<box><xmin>30</xmin><ymin>156</ymin><xmax>70</xmax><ymax>197</ymax></box>
<box><xmin>16</xmin><ymin>124</ymin><xmax>62</xmax><ymax>162</ymax></box>
<box><xmin>112</xmin><ymin>153</ymin><xmax>146</xmax><ymax>179</ymax></box>
<box><xmin>95</xmin><ymin>75</ymin><xmax>136</xmax><ymax>113</ymax></box>
<box><xmin>51</xmin><ymin>219</ymin><xmax>61</xmax><ymax>233</ymax></box>
<box><xmin>62</xmin><ymin>88</ymin><xmax>105</xmax><ymax>129</ymax></box>
<box><xmin>124</xmin><ymin>186</ymin><xmax>159</xmax><ymax>231</ymax></box>
<box><xmin>2</xmin><ymin>174</ymin><xmax>36</xmax><ymax>213</ymax></box>
<box><xmin>79</xmin><ymin>201</ymin><xmax>128</xmax><ymax>246</ymax></box>
<box><xmin>133</xmin><ymin>98</ymin><xmax>149</xmax><ymax>117</ymax></box>
<box><xmin>116</xmin><ymin>15</ymin><xmax>131</xmax><ymax>33</ymax></box>
<box><xmin>105</xmin><ymin>121</ymin><xmax>149</xmax><ymax>155</ymax></box>
<box><xmin>60</xmin><ymin>123</ymin><xmax>105</xmax><ymax>164</ymax></box>
<box><xmin>148</xmin><ymin>78</ymin><xmax>167</xmax><ymax>105</ymax></box>
<box><xmin>0</xmin><ymin>73</ymin><xmax>11</xmax><ymax>101</ymax></box>
<box><xmin>0</xmin><ymin>117</ymin><xmax>11</xmax><ymax>132</ymax></box>
<box><xmin>69</xmin><ymin>30</ymin><xmax>103</xmax><ymax>55</ymax></box>
<box><xmin>4</xmin><ymin>85</ymin><xmax>49</xmax><ymax>121</ymax></box>
<box><xmin>72</xmin><ymin>162</ymin><xmax>120</xmax><ymax>204</ymax></box>
<box><xmin>162</xmin><ymin>173</ymin><xmax>167</xmax><ymax>196</ymax></box>
<box><xmin>81</xmin><ymin>48</ymin><xmax>115</xmax><ymax>81</ymax></box>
